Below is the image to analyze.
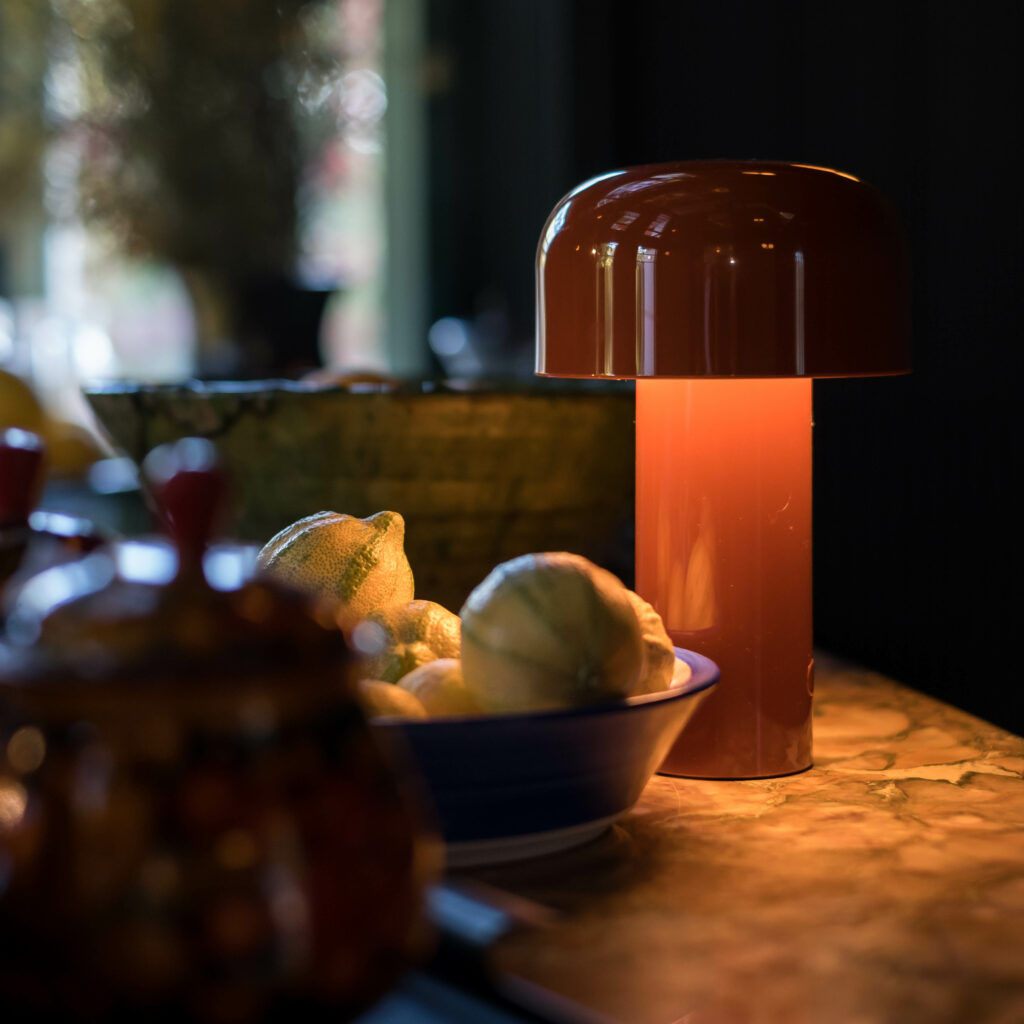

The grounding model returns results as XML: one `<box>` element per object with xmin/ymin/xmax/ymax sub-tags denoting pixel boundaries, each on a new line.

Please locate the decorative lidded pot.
<box><xmin>1</xmin><ymin>427</ymin><xmax>104</xmax><ymax>616</ymax></box>
<box><xmin>0</xmin><ymin>439</ymin><xmax>434</xmax><ymax>1022</ymax></box>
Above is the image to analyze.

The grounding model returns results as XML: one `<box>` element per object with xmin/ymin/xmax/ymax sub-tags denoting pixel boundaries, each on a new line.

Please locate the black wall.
<box><xmin>426</xmin><ymin>0</ymin><xmax>1024</xmax><ymax>732</ymax></box>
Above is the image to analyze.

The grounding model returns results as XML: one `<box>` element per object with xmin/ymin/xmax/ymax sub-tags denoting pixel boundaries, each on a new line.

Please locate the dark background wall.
<box><xmin>425</xmin><ymin>0</ymin><xmax>1024</xmax><ymax>733</ymax></box>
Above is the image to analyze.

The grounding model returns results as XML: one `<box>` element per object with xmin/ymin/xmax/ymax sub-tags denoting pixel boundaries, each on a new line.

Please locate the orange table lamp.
<box><xmin>536</xmin><ymin>161</ymin><xmax>910</xmax><ymax>778</ymax></box>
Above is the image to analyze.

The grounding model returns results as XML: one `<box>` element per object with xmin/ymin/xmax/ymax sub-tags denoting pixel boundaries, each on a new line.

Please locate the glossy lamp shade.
<box><xmin>535</xmin><ymin>161</ymin><xmax>911</xmax><ymax>779</ymax></box>
<box><xmin>536</xmin><ymin>161</ymin><xmax>910</xmax><ymax>379</ymax></box>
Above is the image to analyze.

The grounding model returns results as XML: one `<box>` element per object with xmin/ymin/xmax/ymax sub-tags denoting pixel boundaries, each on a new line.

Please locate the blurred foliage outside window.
<box><xmin>0</xmin><ymin>0</ymin><xmax>387</xmax><ymax>413</ymax></box>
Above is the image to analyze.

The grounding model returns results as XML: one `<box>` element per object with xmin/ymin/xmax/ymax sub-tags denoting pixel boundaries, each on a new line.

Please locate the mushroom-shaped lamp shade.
<box><xmin>536</xmin><ymin>162</ymin><xmax>910</xmax><ymax>779</ymax></box>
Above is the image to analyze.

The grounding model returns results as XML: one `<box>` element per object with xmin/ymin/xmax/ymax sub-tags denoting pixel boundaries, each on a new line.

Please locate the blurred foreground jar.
<box><xmin>0</xmin><ymin>440</ymin><xmax>435</xmax><ymax>1022</ymax></box>
<box><xmin>1</xmin><ymin>427</ymin><xmax>105</xmax><ymax>619</ymax></box>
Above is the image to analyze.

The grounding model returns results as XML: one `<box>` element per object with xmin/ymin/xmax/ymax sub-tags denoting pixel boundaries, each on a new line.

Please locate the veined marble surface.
<box><xmin>469</xmin><ymin>655</ymin><xmax>1024</xmax><ymax>1024</ymax></box>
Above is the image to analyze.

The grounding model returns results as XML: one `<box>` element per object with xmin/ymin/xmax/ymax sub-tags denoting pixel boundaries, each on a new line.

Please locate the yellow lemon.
<box><xmin>398</xmin><ymin>659</ymin><xmax>481</xmax><ymax>717</ymax></box>
<box><xmin>624</xmin><ymin>589</ymin><xmax>677</xmax><ymax>693</ymax></box>
<box><xmin>257</xmin><ymin>510</ymin><xmax>414</xmax><ymax>625</ymax></box>
<box><xmin>357</xmin><ymin>679</ymin><xmax>428</xmax><ymax>720</ymax></box>
<box><xmin>459</xmin><ymin>552</ymin><xmax>644</xmax><ymax>713</ymax></box>
<box><xmin>672</xmin><ymin>656</ymin><xmax>693</xmax><ymax>688</ymax></box>
<box><xmin>0</xmin><ymin>368</ymin><xmax>46</xmax><ymax>434</ymax></box>
<box><xmin>353</xmin><ymin>599</ymin><xmax>461</xmax><ymax>684</ymax></box>
<box><xmin>44</xmin><ymin>420</ymin><xmax>104</xmax><ymax>478</ymax></box>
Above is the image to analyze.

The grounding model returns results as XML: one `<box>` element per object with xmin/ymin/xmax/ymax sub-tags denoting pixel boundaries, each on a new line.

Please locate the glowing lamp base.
<box><xmin>636</xmin><ymin>379</ymin><xmax>813</xmax><ymax>779</ymax></box>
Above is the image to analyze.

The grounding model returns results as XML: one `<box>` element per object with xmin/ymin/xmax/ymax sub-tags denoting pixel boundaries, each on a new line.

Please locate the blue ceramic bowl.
<box><xmin>374</xmin><ymin>648</ymin><xmax>718</xmax><ymax>866</ymax></box>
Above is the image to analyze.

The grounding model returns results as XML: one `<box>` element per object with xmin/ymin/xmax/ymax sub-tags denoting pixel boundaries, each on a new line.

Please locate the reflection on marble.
<box><xmin>469</xmin><ymin>655</ymin><xmax>1024</xmax><ymax>1024</ymax></box>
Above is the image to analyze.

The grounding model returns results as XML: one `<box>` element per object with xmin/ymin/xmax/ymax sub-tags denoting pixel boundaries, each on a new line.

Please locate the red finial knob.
<box><xmin>143</xmin><ymin>437</ymin><xmax>227</xmax><ymax>566</ymax></box>
<box><xmin>0</xmin><ymin>427</ymin><xmax>46</xmax><ymax>529</ymax></box>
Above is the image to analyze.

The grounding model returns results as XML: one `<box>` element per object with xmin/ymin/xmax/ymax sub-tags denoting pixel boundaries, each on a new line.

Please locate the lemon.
<box><xmin>398</xmin><ymin>659</ymin><xmax>482</xmax><ymax>717</ymax></box>
<box><xmin>44</xmin><ymin>420</ymin><xmax>104</xmax><ymax>478</ymax></box>
<box><xmin>459</xmin><ymin>552</ymin><xmax>645</xmax><ymax>713</ymax></box>
<box><xmin>257</xmin><ymin>510</ymin><xmax>414</xmax><ymax>625</ymax></box>
<box><xmin>0</xmin><ymin>369</ymin><xmax>46</xmax><ymax>434</ymax></box>
<box><xmin>672</xmin><ymin>656</ymin><xmax>693</xmax><ymax>688</ymax></box>
<box><xmin>353</xmin><ymin>599</ymin><xmax>461</xmax><ymax>684</ymax></box>
<box><xmin>625</xmin><ymin>589</ymin><xmax>676</xmax><ymax>693</ymax></box>
<box><xmin>357</xmin><ymin>679</ymin><xmax>428</xmax><ymax>720</ymax></box>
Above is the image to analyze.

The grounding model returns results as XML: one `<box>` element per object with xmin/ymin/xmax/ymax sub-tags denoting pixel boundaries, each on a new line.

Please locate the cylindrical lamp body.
<box><xmin>636</xmin><ymin>378</ymin><xmax>813</xmax><ymax>778</ymax></box>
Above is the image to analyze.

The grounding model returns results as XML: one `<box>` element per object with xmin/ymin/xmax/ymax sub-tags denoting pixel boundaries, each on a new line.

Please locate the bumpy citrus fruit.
<box><xmin>44</xmin><ymin>420</ymin><xmax>103</xmax><ymax>478</ymax></box>
<box><xmin>398</xmin><ymin>659</ymin><xmax>481</xmax><ymax>717</ymax></box>
<box><xmin>357</xmin><ymin>679</ymin><xmax>428</xmax><ymax>720</ymax></box>
<box><xmin>672</xmin><ymin>656</ymin><xmax>693</xmax><ymax>688</ymax></box>
<box><xmin>625</xmin><ymin>589</ymin><xmax>677</xmax><ymax>693</ymax></box>
<box><xmin>353</xmin><ymin>599</ymin><xmax>461</xmax><ymax>684</ymax></box>
<box><xmin>459</xmin><ymin>552</ymin><xmax>645</xmax><ymax>713</ymax></box>
<box><xmin>0</xmin><ymin>369</ymin><xmax>46</xmax><ymax>434</ymax></box>
<box><xmin>257</xmin><ymin>510</ymin><xmax>414</xmax><ymax>624</ymax></box>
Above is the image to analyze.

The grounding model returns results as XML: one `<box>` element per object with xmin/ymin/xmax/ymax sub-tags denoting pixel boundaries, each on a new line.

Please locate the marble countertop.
<box><xmin>466</xmin><ymin>655</ymin><xmax>1024</xmax><ymax>1024</ymax></box>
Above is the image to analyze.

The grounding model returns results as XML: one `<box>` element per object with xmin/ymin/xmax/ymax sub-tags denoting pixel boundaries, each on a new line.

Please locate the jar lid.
<box><xmin>1</xmin><ymin>439</ymin><xmax>349</xmax><ymax>714</ymax></box>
